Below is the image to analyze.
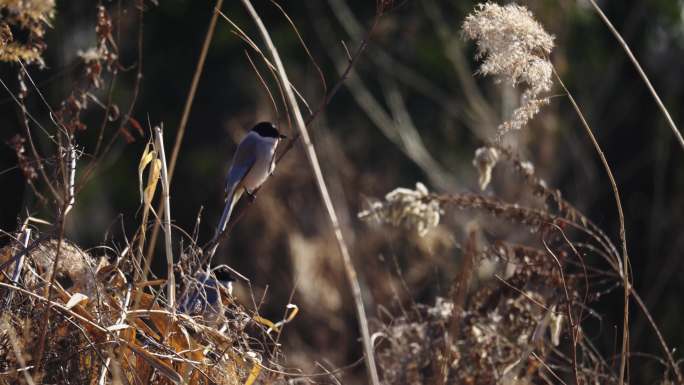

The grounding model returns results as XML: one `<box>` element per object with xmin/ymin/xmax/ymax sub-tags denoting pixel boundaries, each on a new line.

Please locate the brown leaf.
<box><xmin>119</xmin><ymin>126</ymin><xmax>135</xmax><ymax>144</ymax></box>
<box><xmin>125</xmin><ymin>342</ymin><xmax>183</xmax><ymax>385</ymax></box>
<box><xmin>129</xmin><ymin>117</ymin><xmax>145</xmax><ymax>136</ymax></box>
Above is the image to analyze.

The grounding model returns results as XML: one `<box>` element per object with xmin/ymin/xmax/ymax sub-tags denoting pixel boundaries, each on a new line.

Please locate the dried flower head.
<box><xmin>473</xmin><ymin>146</ymin><xmax>500</xmax><ymax>190</ymax></box>
<box><xmin>0</xmin><ymin>22</ymin><xmax>12</xmax><ymax>46</ymax></box>
<box><xmin>358</xmin><ymin>182</ymin><xmax>441</xmax><ymax>236</ymax></box>
<box><xmin>462</xmin><ymin>3</ymin><xmax>554</xmax><ymax>137</ymax></box>
<box><xmin>55</xmin><ymin>6</ymin><xmax>119</xmax><ymax>133</ymax></box>
<box><xmin>0</xmin><ymin>0</ymin><xmax>56</xmax><ymax>65</ymax></box>
<box><xmin>1</xmin><ymin>0</ymin><xmax>55</xmax><ymax>23</ymax></box>
<box><xmin>77</xmin><ymin>47</ymin><xmax>104</xmax><ymax>63</ymax></box>
<box><xmin>7</xmin><ymin>134</ymin><xmax>37</xmax><ymax>181</ymax></box>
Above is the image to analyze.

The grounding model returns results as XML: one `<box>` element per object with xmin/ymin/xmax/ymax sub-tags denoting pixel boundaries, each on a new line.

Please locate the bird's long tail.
<box><xmin>216</xmin><ymin>187</ymin><xmax>243</xmax><ymax>238</ymax></box>
<box><xmin>207</xmin><ymin>187</ymin><xmax>243</xmax><ymax>264</ymax></box>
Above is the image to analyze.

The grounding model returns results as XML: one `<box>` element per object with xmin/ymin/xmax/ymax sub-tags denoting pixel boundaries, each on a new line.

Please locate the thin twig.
<box><xmin>0</xmin><ymin>282</ymin><xmax>109</xmax><ymax>334</ymax></box>
<box><xmin>169</xmin><ymin>0</ymin><xmax>224</xmax><ymax>179</ymax></box>
<box><xmin>0</xmin><ymin>76</ymin><xmax>62</xmax><ymax>203</ymax></box>
<box><xmin>555</xmin><ymin>71</ymin><xmax>631</xmax><ymax>385</ymax></box>
<box><xmin>244</xmin><ymin>50</ymin><xmax>279</xmax><ymax>121</ymax></box>
<box><xmin>17</xmin><ymin>60</ymin><xmax>70</xmax><ymax>137</ymax></box>
<box><xmin>77</xmin><ymin>0</ymin><xmax>145</xmax><ymax>194</ymax></box>
<box><xmin>117</xmin><ymin>0</ymin><xmax>145</xmax><ymax>145</ymax></box>
<box><xmin>1</xmin><ymin>315</ymin><xmax>36</xmax><ymax>385</ymax></box>
<box><xmin>543</xmin><ymin>231</ymin><xmax>580</xmax><ymax>385</ymax></box>
<box><xmin>144</xmin><ymin>0</ymin><xmax>225</xmax><ymax>266</ymax></box>
<box><xmin>5</xmin><ymin>228</ymin><xmax>31</xmax><ymax>308</ymax></box>
<box><xmin>274</xmin><ymin>7</ymin><xmax>378</xmax><ymax>164</ymax></box>
<box><xmin>630</xmin><ymin>287</ymin><xmax>683</xmax><ymax>384</ymax></box>
<box><xmin>449</xmin><ymin>229</ymin><xmax>475</xmax><ymax>338</ymax></box>
<box><xmin>587</xmin><ymin>0</ymin><xmax>684</xmax><ymax>151</ymax></box>
<box><xmin>270</xmin><ymin>0</ymin><xmax>328</xmax><ymax>107</ymax></box>
<box><xmin>33</xmin><ymin>203</ymin><xmax>68</xmax><ymax>381</ymax></box>
<box><xmin>93</xmin><ymin>71</ymin><xmax>119</xmax><ymax>157</ymax></box>
<box><xmin>216</xmin><ymin>10</ymin><xmax>313</xmax><ymax>115</ymax></box>
<box><xmin>238</xmin><ymin>1</ymin><xmax>381</xmax><ymax>384</ymax></box>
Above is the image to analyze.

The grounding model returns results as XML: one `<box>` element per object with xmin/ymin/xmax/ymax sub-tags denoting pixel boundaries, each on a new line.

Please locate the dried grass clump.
<box><xmin>372</xmin><ymin>231</ymin><xmax>615</xmax><ymax>384</ymax></box>
<box><xmin>462</xmin><ymin>3</ymin><xmax>554</xmax><ymax>137</ymax></box>
<box><xmin>0</xmin><ymin>236</ymin><xmax>288</xmax><ymax>385</ymax></box>
<box><xmin>373</xmin><ymin>298</ymin><xmax>455</xmax><ymax>385</ymax></box>
<box><xmin>360</xmin><ymin>144</ymin><xmax>632</xmax><ymax>383</ymax></box>
<box><xmin>0</xmin><ymin>0</ymin><xmax>55</xmax><ymax>65</ymax></box>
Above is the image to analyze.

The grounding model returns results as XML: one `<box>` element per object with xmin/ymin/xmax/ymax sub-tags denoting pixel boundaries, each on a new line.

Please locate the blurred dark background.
<box><xmin>1</xmin><ymin>0</ymin><xmax>683</xmax><ymax>383</ymax></box>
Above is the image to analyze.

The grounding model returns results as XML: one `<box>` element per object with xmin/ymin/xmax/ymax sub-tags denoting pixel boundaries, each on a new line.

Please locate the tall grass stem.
<box><xmin>239</xmin><ymin>1</ymin><xmax>381</xmax><ymax>384</ymax></box>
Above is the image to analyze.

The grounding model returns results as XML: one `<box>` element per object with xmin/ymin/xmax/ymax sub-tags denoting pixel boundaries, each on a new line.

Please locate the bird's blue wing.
<box><xmin>224</xmin><ymin>165</ymin><xmax>250</xmax><ymax>197</ymax></box>
<box><xmin>224</xmin><ymin>133</ymin><xmax>259</xmax><ymax>194</ymax></box>
<box><xmin>215</xmin><ymin>133</ymin><xmax>258</xmax><ymax>236</ymax></box>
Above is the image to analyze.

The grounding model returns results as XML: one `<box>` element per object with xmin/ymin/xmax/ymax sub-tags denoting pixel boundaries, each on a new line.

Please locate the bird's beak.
<box><xmin>279</xmin><ymin>134</ymin><xmax>287</xmax><ymax>139</ymax></box>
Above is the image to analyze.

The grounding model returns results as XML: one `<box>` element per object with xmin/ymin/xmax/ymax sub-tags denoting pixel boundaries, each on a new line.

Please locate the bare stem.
<box><xmin>587</xmin><ymin>0</ymin><xmax>684</xmax><ymax>151</ymax></box>
<box><xmin>34</xmin><ymin>203</ymin><xmax>67</xmax><ymax>381</ymax></box>
<box><xmin>154</xmin><ymin>126</ymin><xmax>175</xmax><ymax>311</ymax></box>
<box><xmin>145</xmin><ymin>0</ymin><xmax>224</xmax><ymax>267</ymax></box>
<box><xmin>543</xmin><ymin>232</ymin><xmax>580</xmax><ymax>385</ymax></box>
<box><xmin>239</xmin><ymin>1</ymin><xmax>381</xmax><ymax>384</ymax></box>
<box><xmin>4</xmin><ymin>229</ymin><xmax>31</xmax><ymax>308</ymax></box>
<box><xmin>1</xmin><ymin>314</ymin><xmax>36</xmax><ymax>385</ymax></box>
<box><xmin>77</xmin><ymin>0</ymin><xmax>145</xmax><ymax>195</ymax></box>
<box><xmin>555</xmin><ymin>71</ymin><xmax>631</xmax><ymax>385</ymax></box>
<box><xmin>0</xmin><ymin>76</ymin><xmax>61</xmax><ymax>203</ymax></box>
<box><xmin>630</xmin><ymin>287</ymin><xmax>683</xmax><ymax>384</ymax></box>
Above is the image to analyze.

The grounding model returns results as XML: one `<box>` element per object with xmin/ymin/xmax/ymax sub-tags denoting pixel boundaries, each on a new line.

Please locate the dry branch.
<box><xmin>587</xmin><ymin>0</ymin><xmax>684</xmax><ymax>152</ymax></box>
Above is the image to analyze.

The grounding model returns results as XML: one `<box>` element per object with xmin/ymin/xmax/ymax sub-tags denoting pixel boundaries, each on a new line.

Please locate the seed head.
<box><xmin>462</xmin><ymin>3</ymin><xmax>555</xmax><ymax>138</ymax></box>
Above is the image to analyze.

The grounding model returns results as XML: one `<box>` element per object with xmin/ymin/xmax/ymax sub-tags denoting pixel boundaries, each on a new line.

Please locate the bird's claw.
<box><xmin>245</xmin><ymin>189</ymin><xmax>257</xmax><ymax>202</ymax></box>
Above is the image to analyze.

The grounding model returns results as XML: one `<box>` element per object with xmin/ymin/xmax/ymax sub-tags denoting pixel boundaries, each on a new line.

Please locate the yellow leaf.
<box><xmin>255</xmin><ymin>304</ymin><xmax>300</xmax><ymax>334</ymax></box>
<box><xmin>253</xmin><ymin>315</ymin><xmax>277</xmax><ymax>332</ymax></box>
<box><xmin>143</xmin><ymin>158</ymin><xmax>161</xmax><ymax>205</ymax></box>
<box><xmin>281</xmin><ymin>304</ymin><xmax>299</xmax><ymax>325</ymax></box>
<box><xmin>244</xmin><ymin>363</ymin><xmax>261</xmax><ymax>385</ymax></box>
<box><xmin>137</xmin><ymin>142</ymin><xmax>156</xmax><ymax>203</ymax></box>
<box><xmin>271</xmin><ymin>304</ymin><xmax>299</xmax><ymax>334</ymax></box>
<box><xmin>137</xmin><ymin>153</ymin><xmax>160</xmax><ymax>255</ymax></box>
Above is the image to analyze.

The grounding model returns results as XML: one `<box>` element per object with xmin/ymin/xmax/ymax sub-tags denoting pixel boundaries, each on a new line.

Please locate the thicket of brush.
<box><xmin>1</xmin><ymin>1</ymin><xmax>683</xmax><ymax>384</ymax></box>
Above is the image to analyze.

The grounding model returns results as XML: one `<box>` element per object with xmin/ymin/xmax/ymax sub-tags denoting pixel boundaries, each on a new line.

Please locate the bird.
<box><xmin>177</xmin><ymin>270</ymin><xmax>233</xmax><ymax>324</ymax></box>
<box><xmin>215</xmin><ymin>122</ymin><xmax>286</xmax><ymax>238</ymax></box>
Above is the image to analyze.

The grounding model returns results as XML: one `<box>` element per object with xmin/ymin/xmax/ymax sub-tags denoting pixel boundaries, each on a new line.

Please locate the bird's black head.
<box><xmin>252</xmin><ymin>121</ymin><xmax>286</xmax><ymax>139</ymax></box>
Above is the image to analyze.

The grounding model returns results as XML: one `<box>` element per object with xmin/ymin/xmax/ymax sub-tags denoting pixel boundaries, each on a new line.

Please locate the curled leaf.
<box><xmin>138</xmin><ymin>142</ymin><xmax>155</xmax><ymax>202</ymax></box>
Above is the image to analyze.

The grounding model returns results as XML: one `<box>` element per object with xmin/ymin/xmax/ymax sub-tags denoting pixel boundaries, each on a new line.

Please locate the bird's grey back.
<box><xmin>225</xmin><ymin>133</ymin><xmax>259</xmax><ymax>190</ymax></box>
